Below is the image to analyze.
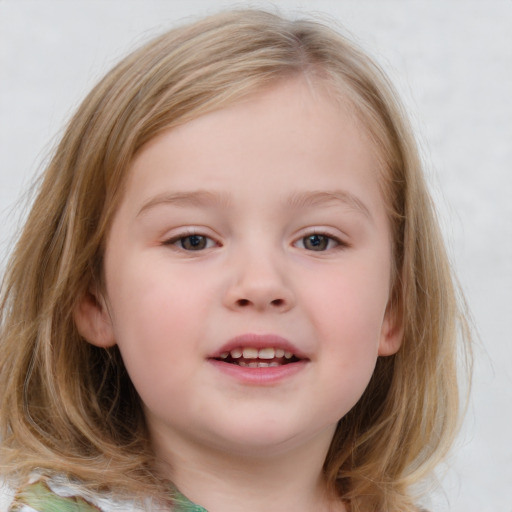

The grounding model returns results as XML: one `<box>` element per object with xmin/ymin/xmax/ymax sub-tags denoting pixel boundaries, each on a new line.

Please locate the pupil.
<box><xmin>182</xmin><ymin>235</ymin><xmax>206</xmax><ymax>250</ymax></box>
<box><xmin>305</xmin><ymin>234</ymin><xmax>328</xmax><ymax>251</ymax></box>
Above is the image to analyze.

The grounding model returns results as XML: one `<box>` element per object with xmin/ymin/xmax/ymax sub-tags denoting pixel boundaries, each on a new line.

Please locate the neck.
<box><xmin>152</xmin><ymin>428</ymin><xmax>346</xmax><ymax>512</ymax></box>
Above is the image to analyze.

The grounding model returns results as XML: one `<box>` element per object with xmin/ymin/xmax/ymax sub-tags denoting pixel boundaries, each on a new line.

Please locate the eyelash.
<box><xmin>163</xmin><ymin>230</ymin><xmax>346</xmax><ymax>253</ymax></box>
<box><xmin>163</xmin><ymin>232</ymin><xmax>218</xmax><ymax>251</ymax></box>
<box><xmin>293</xmin><ymin>232</ymin><xmax>345</xmax><ymax>252</ymax></box>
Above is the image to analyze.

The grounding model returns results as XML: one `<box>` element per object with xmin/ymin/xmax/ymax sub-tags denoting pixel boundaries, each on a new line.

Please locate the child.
<box><xmin>0</xmin><ymin>8</ymin><xmax>471</xmax><ymax>512</ymax></box>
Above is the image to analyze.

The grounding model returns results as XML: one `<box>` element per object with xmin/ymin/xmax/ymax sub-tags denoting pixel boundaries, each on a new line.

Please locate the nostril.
<box><xmin>235</xmin><ymin>298</ymin><xmax>285</xmax><ymax>308</ymax></box>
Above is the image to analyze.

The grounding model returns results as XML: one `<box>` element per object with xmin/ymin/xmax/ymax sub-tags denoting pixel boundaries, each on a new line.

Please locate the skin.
<box><xmin>75</xmin><ymin>77</ymin><xmax>402</xmax><ymax>512</ymax></box>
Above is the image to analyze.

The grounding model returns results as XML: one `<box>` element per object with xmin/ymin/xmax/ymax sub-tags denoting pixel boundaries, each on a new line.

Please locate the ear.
<box><xmin>73</xmin><ymin>287</ymin><xmax>116</xmax><ymax>348</ymax></box>
<box><xmin>378</xmin><ymin>300</ymin><xmax>403</xmax><ymax>356</ymax></box>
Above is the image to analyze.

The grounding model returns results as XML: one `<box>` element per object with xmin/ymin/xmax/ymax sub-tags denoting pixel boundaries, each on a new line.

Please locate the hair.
<box><xmin>0</xmin><ymin>8</ymin><xmax>471</xmax><ymax>512</ymax></box>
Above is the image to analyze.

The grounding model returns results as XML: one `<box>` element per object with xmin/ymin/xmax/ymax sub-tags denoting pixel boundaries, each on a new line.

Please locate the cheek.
<box><xmin>309</xmin><ymin>259</ymin><xmax>389</xmax><ymax>332</ymax></box>
<box><xmin>300</xmin><ymin>257</ymin><xmax>390</xmax><ymax>378</ymax></box>
<box><xmin>104</xmin><ymin>261</ymin><xmax>209</xmax><ymax>387</ymax></box>
<box><xmin>108</xmin><ymin>252</ymin><xmax>207</xmax><ymax>329</ymax></box>
<box><xmin>312</xmin><ymin>277</ymin><xmax>387</xmax><ymax>418</ymax></box>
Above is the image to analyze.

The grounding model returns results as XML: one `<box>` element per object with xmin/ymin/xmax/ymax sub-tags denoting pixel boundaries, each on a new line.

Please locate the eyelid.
<box><xmin>292</xmin><ymin>228</ymin><xmax>349</xmax><ymax>251</ymax></box>
<box><xmin>162</xmin><ymin>227</ymin><xmax>221</xmax><ymax>251</ymax></box>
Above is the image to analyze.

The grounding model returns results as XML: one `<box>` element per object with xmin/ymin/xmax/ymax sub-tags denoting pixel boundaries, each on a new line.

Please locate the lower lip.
<box><xmin>208</xmin><ymin>359</ymin><xmax>308</xmax><ymax>385</ymax></box>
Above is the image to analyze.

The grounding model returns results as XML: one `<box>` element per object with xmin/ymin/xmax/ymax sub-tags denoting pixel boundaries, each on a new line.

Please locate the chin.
<box><xmin>204</xmin><ymin>419</ymin><xmax>335</xmax><ymax>460</ymax></box>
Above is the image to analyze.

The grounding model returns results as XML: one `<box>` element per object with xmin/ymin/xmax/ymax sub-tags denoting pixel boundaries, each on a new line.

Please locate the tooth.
<box><xmin>257</xmin><ymin>362</ymin><xmax>270</xmax><ymax>367</ymax></box>
<box><xmin>258</xmin><ymin>348</ymin><xmax>275</xmax><ymax>359</ymax></box>
<box><xmin>238</xmin><ymin>361</ymin><xmax>248</xmax><ymax>367</ymax></box>
<box><xmin>243</xmin><ymin>348</ymin><xmax>258</xmax><ymax>359</ymax></box>
<box><xmin>275</xmin><ymin>349</ymin><xmax>285</xmax><ymax>358</ymax></box>
<box><xmin>284</xmin><ymin>351</ymin><xmax>293</xmax><ymax>359</ymax></box>
<box><xmin>230</xmin><ymin>348</ymin><xmax>242</xmax><ymax>359</ymax></box>
<box><xmin>220</xmin><ymin>352</ymin><xmax>229</xmax><ymax>359</ymax></box>
<box><xmin>248</xmin><ymin>361</ymin><xmax>259</xmax><ymax>368</ymax></box>
<box><xmin>269</xmin><ymin>362</ymin><xmax>279</xmax><ymax>367</ymax></box>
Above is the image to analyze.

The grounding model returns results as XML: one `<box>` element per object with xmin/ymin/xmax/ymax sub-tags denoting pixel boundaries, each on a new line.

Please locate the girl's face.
<box><xmin>79</xmin><ymin>78</ymin><xmax>401</xmax><ymax>462</ymax></box>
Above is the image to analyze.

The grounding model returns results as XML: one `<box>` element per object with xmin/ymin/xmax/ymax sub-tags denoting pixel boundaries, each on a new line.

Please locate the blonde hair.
<box><xmin>0</xmin><ymin>9</ymin><xmax>470</xmax><ymax>511</ymax></box>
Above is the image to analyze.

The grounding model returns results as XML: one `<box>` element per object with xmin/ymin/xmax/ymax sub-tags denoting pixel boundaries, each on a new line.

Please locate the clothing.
<box><xmin>7</xmin><ymin>480</ymin><xmax>207</xmax><ymax>512</ymax></box>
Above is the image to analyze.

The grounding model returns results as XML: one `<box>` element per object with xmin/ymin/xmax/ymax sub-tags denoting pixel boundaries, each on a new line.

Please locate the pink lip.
<box><xmin>210</xmin><ymin>333</ymin><xmax>308</xmax><ymax>359</ymax></box>
<box><xmin>209</xmin><ymin>358</ymin><xmax>308</xmax><ymax>384</ymax></box>
<box><xmin>208</xmin><ymin>333</ymin><xmax>309</xmax><ymax>385</ymax></box>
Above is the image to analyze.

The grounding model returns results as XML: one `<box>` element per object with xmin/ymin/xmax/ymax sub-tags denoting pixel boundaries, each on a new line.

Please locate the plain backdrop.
<box><xmin>1</xmin><ymin>1</ymin><xmax>511</xmax><ymax>510</ymax></box>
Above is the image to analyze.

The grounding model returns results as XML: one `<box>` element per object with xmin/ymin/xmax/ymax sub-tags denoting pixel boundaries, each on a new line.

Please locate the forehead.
<box><xmin>129</xmin><ymin>77</ymin><xmax>380</xmax><ymax>183</ymax></box>
<box><xmin>129</xmin><ymin>73</ymin><xmax>381</xmax><ymax>165</ymax></box>
<box><xmin>112</xmin><ymin>77</ymin><xmax>387</xmax><ymax>229</ymax></box>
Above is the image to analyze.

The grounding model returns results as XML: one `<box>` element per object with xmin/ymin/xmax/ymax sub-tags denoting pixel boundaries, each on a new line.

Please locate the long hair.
<box><xmin>0</xmin><ymin>9</ymin><xmax>471</xmax><ymax>511</ymax></box>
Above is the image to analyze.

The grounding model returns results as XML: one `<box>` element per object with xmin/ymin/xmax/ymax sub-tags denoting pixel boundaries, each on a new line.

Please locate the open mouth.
<box><xmin>213</xmin><ymin>347</ymin><xmax>302</xmax><ymax>367</ymax></box>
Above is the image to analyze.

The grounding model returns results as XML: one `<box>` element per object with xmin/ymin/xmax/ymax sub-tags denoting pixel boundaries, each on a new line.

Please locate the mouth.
<box><xmin>209</xmin><ymin>333</ymin><xmax>308</xmax><ymax>370</ymax></box>
<box><xmin>213</xmin><ymin>346</ymin><xmax>302</xmax><ymax>367</ymax></box>
<box><xmin>209</xmin><ymin>334</ymin><xmax>308</xmax><ymax>383</ymax></box>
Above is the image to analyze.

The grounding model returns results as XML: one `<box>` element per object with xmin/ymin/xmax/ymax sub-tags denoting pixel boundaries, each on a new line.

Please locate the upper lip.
<box><xmin>210</xmin><ymin>333</ymin><xmax>309</xmax><ymax>360</ymax></box>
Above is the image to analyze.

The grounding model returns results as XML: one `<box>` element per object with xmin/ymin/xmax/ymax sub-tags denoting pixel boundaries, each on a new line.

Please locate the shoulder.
<box><xmin>0</xmin><ymin>481</ymin><xmax>15</xmax><ymax>512</ymax></box>
<box><xmin>6</xmin><ymin>480</ymin><xmax>101</xmax><ymax>512</ymax></box>
<box><xmin>3</xmin><ymin>478</ymin><xmax>159</xmax><ymax>512</ymax></box>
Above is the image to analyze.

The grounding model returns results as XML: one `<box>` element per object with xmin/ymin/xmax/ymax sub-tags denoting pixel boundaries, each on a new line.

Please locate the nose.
<box><xmin>223</xmin><ymin>248</ymin><xmax>295</xmax><ymax>313</ymax></box>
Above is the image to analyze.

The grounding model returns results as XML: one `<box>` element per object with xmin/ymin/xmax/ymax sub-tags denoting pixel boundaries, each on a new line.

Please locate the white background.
<box><xmin>1</xmin><ymin>1</ymin><xmax>511</xmax><ymax>510</ymax></box>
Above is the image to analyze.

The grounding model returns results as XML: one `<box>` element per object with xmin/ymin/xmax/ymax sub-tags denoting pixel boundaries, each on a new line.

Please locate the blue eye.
<box><xmin>170</xmin><ymin>234</ymin><xmax>216</xmax><ymax>251</ymax></box>
<box><xmin>297</xmin><ymin>234</ymin><xmax>340</xmax><ymax>251</ymax></box>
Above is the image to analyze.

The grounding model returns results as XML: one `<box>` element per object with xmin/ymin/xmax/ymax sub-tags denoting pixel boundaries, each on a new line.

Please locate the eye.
<box><xmin>295</xmin><ymin>233</ymin><xmax>340</xmax><ymax>251</ymax></box>
<box><xmin>167</xmin><ymin>234</ymin><xmax>217</xmax><ymax>251</ymax></box>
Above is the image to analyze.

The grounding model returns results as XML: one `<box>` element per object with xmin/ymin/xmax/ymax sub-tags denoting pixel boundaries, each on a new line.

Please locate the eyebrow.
<box><xmin>287</xmin><ymin>190</ymin><xmax>373</xmax><ymax>220</ymax></box>
<box><xmin>137</xmin><ymin>188</ymin><xmax>372</xmax><ymax>221</ymax></box>
<box><xmin>137</xmin><ymin>190</ymin><xmax>231</xmax><ymax>217</ymax></box>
